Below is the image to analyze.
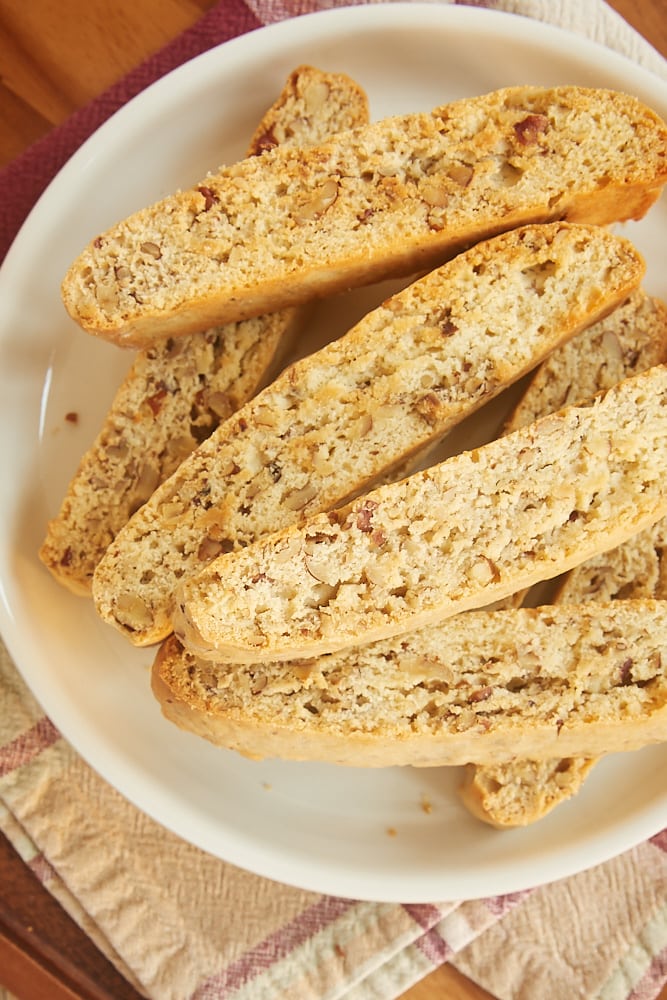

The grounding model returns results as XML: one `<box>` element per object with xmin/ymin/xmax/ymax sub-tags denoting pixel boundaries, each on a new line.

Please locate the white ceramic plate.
<box><xmin>1</xmin><ymin>4</ymin><xmax>666</xmax><ymax>904</ymax></box>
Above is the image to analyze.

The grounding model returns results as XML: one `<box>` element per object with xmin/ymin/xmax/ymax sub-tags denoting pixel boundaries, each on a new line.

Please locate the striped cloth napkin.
<box><xmin>1</xmin><ymin>2</ymin><xmax>666</xmax><ymax>998</ymax></box>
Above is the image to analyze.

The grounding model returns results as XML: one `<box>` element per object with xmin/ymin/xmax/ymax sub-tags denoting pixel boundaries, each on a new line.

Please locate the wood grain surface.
<box><xmin>0</xmin><ymin>2</ymin><xmax>666</xmax><ymax>998</ymax></box>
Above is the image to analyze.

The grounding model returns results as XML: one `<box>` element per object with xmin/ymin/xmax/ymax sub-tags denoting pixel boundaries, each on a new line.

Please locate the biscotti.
<box><xmin>246</xmin><ymin>65</ymin><xmax>369</xmax><ymax>154</ymax></box>
<box><xmin>61</xmin><ymin>85</ymin><xmax>667</xmax><ymax>347</ymax></box>
<box><xmin>503</xmin><ymin>289</ymin><xmax>667</xmax><ymax>435</ymax></box>
<box><xmin>463</xmin><ymin>518</ymin><xmax>667</xmax><ymax>827</ymax></box>
<box><xmin>555</xmin><ymin>517</ymin><xmax>667</xmax><ymax>604</ymax></box>
<box><xmin>38</xmin><ymin>66</ymin><xmax>369</xmax><ymax>596</ymax></box>
<box><xmin>487</xmin><ymin>288</ymin><xmax>667</xmax><ymax>614</ymax></box>
<box><xmin>152</xmin><ymin>600</ymin><xmax>667</xmax><ymax>767</ymax></box>
<box><xmin>458</xmin><ymin>757</ymin><xmax>599</xmax><ymax>828</ymax></box>
<box><xmin>91</xmin><ymin>222</ymin><xmax>643</xmax><ymax>645</ymax></box>
<box><xmin>461</xmin><ymin>292</ymin><xmax>667</xmax><ymax>827</ymax></box>
<box><xmin>174</xmin><ymin>363</ymin><xmax>667</xmax><ymax>663</ymax></box>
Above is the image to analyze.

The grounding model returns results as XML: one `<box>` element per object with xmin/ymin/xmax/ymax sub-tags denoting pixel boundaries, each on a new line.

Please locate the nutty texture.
<box><xmin>174</xmin><ymin>364</ymin><xmax>667</xmax><ymax>663</ymax></box>
<box><xmin>152</xmin><ymin>600</ymin><xmax>667</xmax><ymax>767</ymax></box>
<box><xmin>91</xmin><ymin>222</ymin><xmax>643</xmax><ymax>645</ymax></box>
<box><xmin>61</xmin><ymin>85</ymin><xmax>667</xmax><ymax>348</ymax></box>
<box><xmin>40</xmin><ymin>66</ymin><xmax>370</xmax><ymax>595</ymax></box>
<box><xmin>460</xmin><ymin>289</ymin><xmax>667</xmax><ymax>827</ymax></box>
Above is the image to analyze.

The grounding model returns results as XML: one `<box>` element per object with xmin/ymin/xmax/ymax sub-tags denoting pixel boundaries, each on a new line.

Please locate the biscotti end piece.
<box><xmin>247</xmin><ymin>65</ymin><xmax>369</xmax><ymax>155</ymax></box>
<box><xmin>91</xmin><ymin>221</ymin><xmax>644</xmax><ymax>646</ymax></box>
<box><xmin>62</xmin><ymin>85</ymin><xmax>667</xmax><ymax>347</ymax></box>
<box><xmin>174</xmin><ymin>363</ymin><xmax>667</xmax><ymax>664</ymax></box>
<box><xmin>555</xmin><ymin>517</ymin><xmax>667</xmax><ymax>605</ymax></box>
<box><xmin>153</xmin><ymin>601</ymin><xmax>667</xmax><ymax>767</ymax></box>
<box><xmin>458</xmin><ymin>757</ymin><xmax>599</xmax><ymax>828</ymax></box>
<box><xmin>39</xmin><ymin>67</ymin><xmax>370</xmax><ymax>596</ymax></box>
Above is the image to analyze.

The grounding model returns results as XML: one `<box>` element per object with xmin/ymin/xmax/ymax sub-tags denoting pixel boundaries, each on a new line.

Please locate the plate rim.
<box><xmin>1</xmin><ymin>2</ymin><xmax>666</xmax><ymax>903</ymax></box>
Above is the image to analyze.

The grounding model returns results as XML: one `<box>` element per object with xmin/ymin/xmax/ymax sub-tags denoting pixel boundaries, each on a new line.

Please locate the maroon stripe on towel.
<box><xmin>413</xmin><ymin>926</ymin><xmax>452</xmax><ymax>965</ymax></box>
<box><xmin>485</xmin><ymin>888</ymin><xmax>533</xmax><ymax>918</ymax></box>
<box><xmin>402</xmin><ymin>903</ymin><xmax>446</xmax><ymax>931</ymax></box>
<box><xmin>0</xmin><ymin>716</ymin><xmax>60</xmax><ymax>777</ymax></box>
<box><xmin>28</xmin><ymin>852</ymin><xmax>59</xmax><ymax>885</ymax></box>
<box><xmin>192</xmin><ymin>895</ymin><xmax>357</xmax><ymax>998</ymax></box>
<box><xmin>628</xmin><ymin>941</ymin><xmax>667</xmax><ymax>1000</ymax></box>
<box><xmin>650</xmin><ymin>829</ymin><xmax>667</xmax><ymax>852</ymax></box>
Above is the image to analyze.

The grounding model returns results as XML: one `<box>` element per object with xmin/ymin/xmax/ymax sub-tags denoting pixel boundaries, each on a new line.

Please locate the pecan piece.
<box><xmin>513</xmin><ymin>113</ymin><xmax>549</xmax><ymax>146</ymax></box>
<box><xmin>196</xmin><ymin>185</ymin><xmax>218</xmax><ymax>211</ymax></box>
<box><xmin>356</xmin><ymin>500</ymin><xmax>378</xmax><ymax>532</ymax></box>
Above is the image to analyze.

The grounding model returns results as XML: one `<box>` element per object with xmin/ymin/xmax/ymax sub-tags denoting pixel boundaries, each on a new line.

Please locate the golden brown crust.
<box><xmin>152</xmin><ymin>600</ymin><xmax>667</xmax><ymax>767</ymax></box>
<box><xmin>61</xmin><ymin>86</ymin><xmax>667</xmax><ymax>348</ymax></box>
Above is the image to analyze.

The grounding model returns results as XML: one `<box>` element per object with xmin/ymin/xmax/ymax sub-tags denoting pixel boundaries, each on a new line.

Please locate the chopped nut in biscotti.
<box><xmin>284</xmin><ymin>483</ymin><xmax>318</xmax><ymax>511</ymax></box>
<box><xmin>139</xmin><ymin>241</ymin><xmax>162</xmax><ymax>259</ymax></box>
<box><xmin>514</xmin><ymin>113</ymin><xmax>549</xmax><ymax>145</ymax></box>
<box><xmin>294</xmin><ymin>179</ymin><xmax>339</xmax><ymax>222</ymax></box>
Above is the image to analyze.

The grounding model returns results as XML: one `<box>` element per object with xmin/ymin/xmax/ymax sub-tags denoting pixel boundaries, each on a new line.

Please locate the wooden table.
<box><xmin>1</xmin><ymin>1</ymin><xmax>666</xmax><ymax>997</ymax></box>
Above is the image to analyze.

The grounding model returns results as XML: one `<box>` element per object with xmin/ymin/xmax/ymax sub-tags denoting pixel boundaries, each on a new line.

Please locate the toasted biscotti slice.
<box><xmin>152</xmin><ymin>600</ymin><xmax>667</xmax><ymax>767</ymax></box>
<box><xmin>38</xmin><ymin>66</ymin><xmax>370</xmax><ymax>596</ymax></box>
<box><xmin>173</xmin><ymin>363</ymin><xmax>667</xmax><ymax>663</ymax></box>
<box><xmin>61</xmin><ymin>85</ymin><xmax>667</xmax><ymax>347</ymax></box>
<box><xmin>91</xmin><ymin>222</ymin><xmax>643</xmax><ymax>645</ymax></box>
<box><xmin>458</xmin><ymin>757</ymin><xmax>600</xmax><ymax>827</ymax></box>
<box><xmin>555</xmin><ymin>516</ymin><xmax>667</xmax><ymax>604</ymax></box>
<box><xmin>478</xmin><ymin>289</ymin><xmax>667</xmax><ymax>613</ymax></box>
<box><xmin>461</xmin><ymin>292</ymin><xmax>667</xmax><ymax>827</ymax></box>
<box><xmin>462</xmin><ymin>518</ymin><xmax>667</xmax><ymax>827</ymax></box>
<box><xmin>503</xmin><ymin>290</ymin><xmax>667</xmax><ymax>435</ymax></box>
<box><xmin>246</xmin><ymin>65</ymin><xmax>368</xmax><ymax>153</ymax></box>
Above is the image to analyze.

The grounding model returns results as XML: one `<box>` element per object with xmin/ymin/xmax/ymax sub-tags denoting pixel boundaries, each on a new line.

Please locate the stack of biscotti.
<box><xmin>50</xmin><ymin>80</ymin><xmax>667</xmax><ymax>800</ymax></box>
<box><xmin>38</xmin><ymin>66</ymin><xmax>370</xmax><ymax>596</ymax></box>
<box><xmin>481</xmin><ymin>289</ymin><xmax>667</xmax><ymax>613</ymax></box>
<box><xmin>61</xmin><ymin>85</ymin><xmax>667</xmax><ymax>347</ymax></box>
<box><xmin>90</xmin><ymin>221</ymin><xmax>644</xmax><ymax>644</ymax></box>
<box><xmin>152</xmin><ymin>367</ymin><xmax>667</xmax><ymax>769</ymax></box>
<box><xmin>170</xmin><ymin>363</ymin><xmax>667</xmax><ymax>664</ymax></box>
<box><xmin>459</xmin><ymin>290</ymin><xmax>667</xmax><ymax>827</ymax></box>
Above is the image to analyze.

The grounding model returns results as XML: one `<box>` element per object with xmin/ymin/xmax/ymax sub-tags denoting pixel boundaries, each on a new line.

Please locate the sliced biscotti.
<box><xmin>38</xmin><ymin>313</ymin><xmax>301</xmax><ymax>596</ymax></box>
<box><xmin>61</xmin><ymin>85</ymin><xmax>667</xmax><ymax>347</ymax></box>
<box><xmin>247</xmin><ymin>64</ymin><xmax>369</xmax><ymax>153</ymax></box>
<box><xmin>502</xmin><ymin>291</ymin><xmax>667</xmax><ymax>612</ymax></box>
<box><xmin>487</xmin><ymin>289</ymin><xmax>667</xmax><ymax>613</ymax></box>
<box><xmin>503</xmin><ymin>289</ymin><xmax>667</xmax><ymax>435</ymax></box>
<box><xmin>174</xmin><ymin>363</ymin><xmax>667</xmax><ymax>663</ymax></box>
<box><xmin>464</xmin><ymin>519</ymin><xmax>667</xmax><ymax>827</ymax></box>
<box><xmin>461</xmin><ymin>292</ymin><xmax>667</xmax><ymax>827</ymax></box>
<box><xmin>458</xmin><ymin>757</ymin><xmax>599</xmax><ymax>828</ymax></box>
<box><xmin>38</xmin><ymin>66</ymin><xmax>369</xmax><ymax>597</ymax></box>
<box><xmin>152</xmin><ymin>600</ymin><xmax>667</xmax><ymax>767</ymax></box>
<box><xmin>555</xmin><ymin>517</ymin><xmax>667</xmax><ymax>604</ymax></box>
<box><xmin>91</xmin><ymin>222</ymin><xmax>643</xmax><ymax>645</ymax></box>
